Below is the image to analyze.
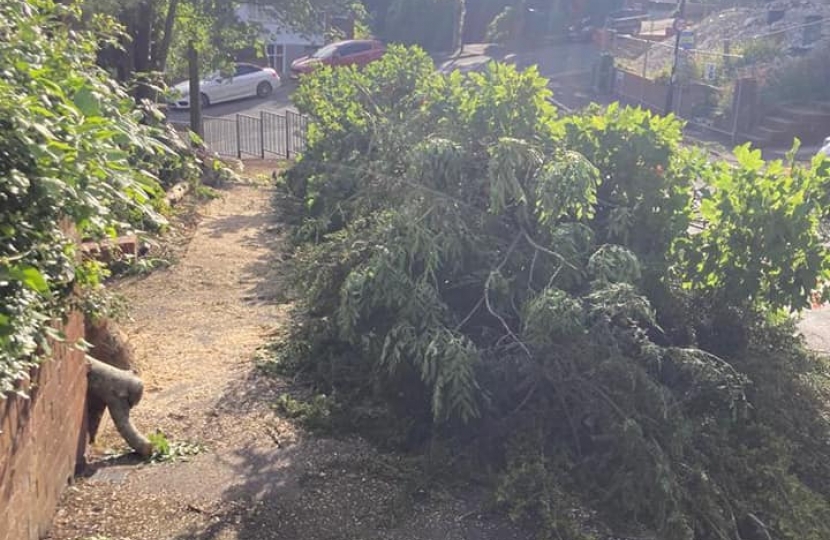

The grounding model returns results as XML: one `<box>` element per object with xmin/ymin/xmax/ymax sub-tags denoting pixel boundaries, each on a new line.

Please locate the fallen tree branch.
<box><xmin>521</xmin><ymin>228</ymin><xmax>578</xmax><ymax>273</ymax></box>
<box><xmin>484</xmin><ymin>234</ymin><xmax>531</xmax><ymax>358</ymax></box>
<box><xmin>454</xmin><ymin>296</ymin><xmax>483</xmax><ymax>332</ymax></box>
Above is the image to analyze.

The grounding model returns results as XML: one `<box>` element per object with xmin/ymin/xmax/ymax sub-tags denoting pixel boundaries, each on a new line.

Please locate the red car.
<box><xmin>290</xmin><ymin>39</ymin><xmax>385</xmax><ymax>79</ymax></box>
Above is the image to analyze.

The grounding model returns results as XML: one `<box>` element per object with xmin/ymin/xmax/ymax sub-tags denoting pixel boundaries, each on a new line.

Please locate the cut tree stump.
<box><xmin>87</xmin><ymin>357</ymin><xmax>153</xmax><ymax>457</ymax></box>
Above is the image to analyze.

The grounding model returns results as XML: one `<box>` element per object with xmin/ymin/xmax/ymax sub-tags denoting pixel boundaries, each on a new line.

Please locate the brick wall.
<box><xmin>0</xmin><ymin>311</ymin><xmax>88</xmax><ymax>540</ymax></box>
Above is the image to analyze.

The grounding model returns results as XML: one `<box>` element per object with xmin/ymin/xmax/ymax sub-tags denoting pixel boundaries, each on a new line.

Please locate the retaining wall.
<box><xmin>0</xmin><ymin>312</ymin><xmax>88</xmax><ymax>540</ymax></box>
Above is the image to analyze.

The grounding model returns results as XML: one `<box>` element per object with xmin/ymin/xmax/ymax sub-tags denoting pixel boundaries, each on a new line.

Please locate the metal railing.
<box><xmin>171</xmin><ymin>110</ymin><xmax>308</xmax><ymax>160</ymax></box>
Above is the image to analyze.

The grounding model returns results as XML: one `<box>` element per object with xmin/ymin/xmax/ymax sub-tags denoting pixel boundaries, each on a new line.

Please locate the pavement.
<box><xmin>800</xmin><ymin>307</ymin><xmax>830</xmax><ymax>354</ymax></box>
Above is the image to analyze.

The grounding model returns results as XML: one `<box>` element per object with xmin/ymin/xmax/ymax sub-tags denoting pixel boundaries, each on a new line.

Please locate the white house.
<box><xmin>235</xmin><ymin>2</ymin><xmax>325</xmax><ymax>74</ymax></box>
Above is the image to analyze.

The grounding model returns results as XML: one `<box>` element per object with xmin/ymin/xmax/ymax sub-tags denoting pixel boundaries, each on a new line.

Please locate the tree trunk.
<box><xmin>133</xmin><ymin>0</ymin><xmax>156</xmax><ymax>101</ymax></box>
<box><xmin>153</xmin><ymin>0</ymin><xmax>180</xmax><ymax>72</ymax></box>
<box><xmin>452</xmin><ymin>0</ymin><xmax>466</xmax><ymax>56</ymax></box>
<box><xmin>189</xmin><ymin>41</ymin><xmax>203</xmax><ymax>136</ymax></box>
<box><xmin>112</xmin><ymin>4</ymin><xmax>139</xmax><ymax>83</ymax></box>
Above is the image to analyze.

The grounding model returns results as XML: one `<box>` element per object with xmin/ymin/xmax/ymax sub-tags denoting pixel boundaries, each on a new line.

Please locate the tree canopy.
<box><xmin>81</xmin><ymin>0</ymin><xmax>360</xmax><ymax>87</ymax></box>
<box><xmin>274</xmin><ymin>45</ymin><xmax>830</xmax><ymax>539</ymax></box>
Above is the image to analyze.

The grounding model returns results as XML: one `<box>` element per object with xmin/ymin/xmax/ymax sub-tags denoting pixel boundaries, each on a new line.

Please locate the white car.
<box><xmin>169</xmin><ymin>63</ymin><xmax>280</xmax><ymax>109</ymax></box>
<box><xmin>820</xmin><ymin>136</ymin><xmax>830</xmax><ymax>157</ymax></box>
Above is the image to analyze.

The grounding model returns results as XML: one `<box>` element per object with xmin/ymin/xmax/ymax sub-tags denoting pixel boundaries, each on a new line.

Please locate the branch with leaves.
<box><xmin>276</xmin><ymin>44</ymin><xmax>830</xmax><ymax>540</ymax></box>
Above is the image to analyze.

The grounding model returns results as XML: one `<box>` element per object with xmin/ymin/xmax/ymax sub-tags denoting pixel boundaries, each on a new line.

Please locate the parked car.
<box><xmin>820</xmin><ymin>136</ymin><xmax>830</xmax><ymax>157</ymax></box>
<box><xmin>169</xmin><ymin>63</ymin><xmax>280</xmax><ymax>109</ymax></box>
<box><xmin>290</xmin><ymin>39</ymin><xmax>385</xmax><ymax>79</ymax></box>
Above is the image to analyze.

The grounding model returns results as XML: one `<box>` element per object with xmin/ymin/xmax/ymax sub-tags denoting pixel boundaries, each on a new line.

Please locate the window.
<box><xmin>312</xmin><ymin>43</ymin><xmax>339</xmax><ymax>59</ymax></box>
<box><xmin>234</xmin><ymin>64</ymin><xmax>260</xmax><ymax>76</ymax></box>
<box><xmin>352</xmin><ymin>42</ymin><xmax>373</xmax><ymax>54</ymax></box>
<box><xmin>338</xmin><ymin>42</ymin><xmax>371</xmax><ymax>57</ymax></box>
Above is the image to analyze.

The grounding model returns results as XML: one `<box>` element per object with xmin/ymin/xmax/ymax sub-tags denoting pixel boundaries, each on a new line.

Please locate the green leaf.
<box><xmin>73</xmin><ymin>85</ymin><xmax>101</xmax><ymax>117</ymax></box>
<box><xmin>9</xmin><ymin>266</ymin><xmax>50</xmax><ymax>294</ymax></box>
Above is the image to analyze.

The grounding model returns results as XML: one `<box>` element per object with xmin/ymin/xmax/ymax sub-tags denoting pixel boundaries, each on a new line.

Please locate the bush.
<box><xmin>0</xmin><ymin>0</ymin><xmax>192</xmax><ymax>396</ymax></box>
<box><xmin>734</xmin><ymin>38</ymin><xmax>783</xmax><ymax>69</ymax></box>
<box><xmin>278</xmin><ymin>45</ymin><xmax>830</xmax><ymax>539</ymax></box>
<box><xmin>760</xmin><ymin>43</ymin><xmax>830</xmax><ymax>106</ymax></box>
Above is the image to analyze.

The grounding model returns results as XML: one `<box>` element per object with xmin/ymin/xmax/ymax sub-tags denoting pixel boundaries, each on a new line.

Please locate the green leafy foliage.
<box><xmin>563</xmin><ymin>104</ymin><xmax>693</xmax><ymax>269</ymax></box>
<box><xmin>760</xmin><ymin>43</ymin><xmax>830</xmax><ymax>106</ymax></box>
<box><xmin>0</xmin><ymin>0</ymin><xmax>189</xmax><ymax>397</ymax></box>
<box><xmin>84</xmin><ymin>0</ymin><xmax>352</xmax><ymax>87</ymax></box>
<box><xmin>675</xmin><ymin>143</ymin><xmax>830</xmax><ymax>314</ymax></box>
<box><xmin>147</xmin><ymin>430</ymin><xmax>204</xmax><ymax>463</ymax></box>
<box><xmin>162</xmin><ymin>0</ymin><xmax>260</xmax><ymax>84</ymax></box>
<box><xmin>733</xmin><ymin>37</ymin><xmax>784</xmax><ymax>69</ymax></box>
<box><xmin>274</xmin><ymin>393</ymin><xmax>335</xmax><ymax>431</ymax></box>
<box><xmin>276</xmin><ymin>45</ymin><xmax>830</xmax><ymax>539</ymax></box>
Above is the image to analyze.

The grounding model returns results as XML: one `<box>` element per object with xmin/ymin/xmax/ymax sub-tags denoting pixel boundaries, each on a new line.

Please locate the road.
<box><xmin>165</xmin><ymin>83</ymin><xmax>297</xmax><ymax>124</ymax></box>
<box><xmin>166</xmin><ymin>43</ymin><xmax>600</xmax><ymax>124</ymax></box>
<box><xmin>171</xmin><ymin>42</ymin><xmax>822</xmax><ymax>164</ymax></box>
<box><xmin>163</xmin><ymin>44</ymin><xmax>601</xmax><ymax>157</ymax></box>
<box><xmin>437</xmin><ymin>42</ymin><xmax>599</xmax><ymax>79</ymax></box>
<box><xmin>165</xmin><ymin>83</ymin><xmax>303</xmax><ymax>159</ymax></box>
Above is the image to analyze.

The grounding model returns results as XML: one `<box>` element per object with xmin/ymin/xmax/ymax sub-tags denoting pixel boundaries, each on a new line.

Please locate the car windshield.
<box><xmin>311</xmin><ymin>44</ymin><xmax>339</xmax><ymax>59</ymax></box>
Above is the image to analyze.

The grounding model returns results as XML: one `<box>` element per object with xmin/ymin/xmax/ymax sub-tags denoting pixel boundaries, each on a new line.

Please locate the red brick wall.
<box><xmin>0</xmin><ymin>312</ymin><xmax>88</xmax><ymax>540</ymax></box>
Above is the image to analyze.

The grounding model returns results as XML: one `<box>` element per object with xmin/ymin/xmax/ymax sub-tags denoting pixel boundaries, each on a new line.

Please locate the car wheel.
<box><xmin>199</xmin><ymin>93</ymin><xmax>210</xmax><ymax>109</ymax></box>
<box><xmin>257</xmin><ymin>81</ymin><xmax>273</xmax><ymax>98</ymax></box>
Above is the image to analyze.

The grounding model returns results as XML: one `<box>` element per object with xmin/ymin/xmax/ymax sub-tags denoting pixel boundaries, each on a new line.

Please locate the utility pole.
<box><xmin>188</xmin><ymin>40</ymin><xmax>203</xmax><ymax>137</ymax></box>
<box><xmin>664</xmin><ymin>0</ymin><xmax>686</xmax><ymax>116</ymax></box>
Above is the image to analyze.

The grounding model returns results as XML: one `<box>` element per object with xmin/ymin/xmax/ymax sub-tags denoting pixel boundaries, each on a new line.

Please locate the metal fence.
<box><xmin>172</xmin><ymin>110</ymin><xmax>309</xmax><ymax>160</ymax></box>
<box><xmin>605</xmin><ymin>10</ymin><xmax>830</xmax><ymax>144</ymax></box>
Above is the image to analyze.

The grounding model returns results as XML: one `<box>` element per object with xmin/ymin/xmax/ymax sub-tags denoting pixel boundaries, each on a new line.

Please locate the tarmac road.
<box><xmin>165</xmin><ymin>82</ymin><xmax>298</xmax><ymax>123</ymax></box>
<box><xmin>165</xmin><ymin>42</ymin><xmax>601</xmax><ymax>124</ymax></box>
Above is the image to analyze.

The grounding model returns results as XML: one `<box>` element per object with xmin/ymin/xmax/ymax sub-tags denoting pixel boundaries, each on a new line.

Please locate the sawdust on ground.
<box><xmin>45</xmin><ymin>170</ymin><xmax>532</xmax><ymax>540</ymax></box>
